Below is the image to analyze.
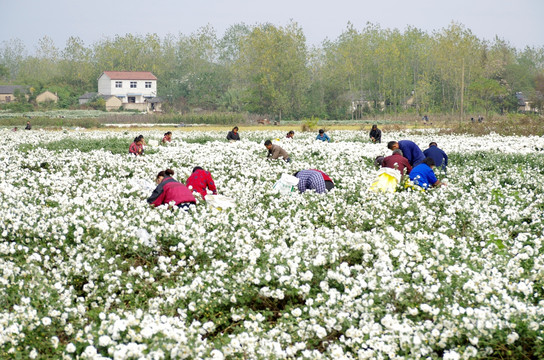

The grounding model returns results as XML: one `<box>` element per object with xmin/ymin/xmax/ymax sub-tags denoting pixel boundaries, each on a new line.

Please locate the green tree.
<box><xmin>0</xmin><ymin>64</ymin><xmax>8</xmax><ymax>81</ymax></box>
<box><xmin>236</xmin><ymin>22</ymin><xmax>310</xmax><ymax>119</ymax></box>
<box><xmin>432</xmin><ymin>23</ymin><xmax>483</xmax><ymax>114</ymax></box>
<box><xmin>469</xmin><ymin>77</ymin><xmax>507</xmax><ymax>117</ymax></box>
<box><xmin>60</xmin><ymin>36</ymin><xmax>94</xmax><ymax>92</ymax></box>
<box><xmin>0</xmin><ymin>38</ymin><xmax>27</xmax><ymax>81</ymax></box>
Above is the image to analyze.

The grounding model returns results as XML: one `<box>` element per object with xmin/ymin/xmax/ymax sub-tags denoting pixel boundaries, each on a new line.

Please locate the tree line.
<box><xmin>1</xmin><ymin>21</ymin><xmax>543</xmax><ymax>119</ymax></box>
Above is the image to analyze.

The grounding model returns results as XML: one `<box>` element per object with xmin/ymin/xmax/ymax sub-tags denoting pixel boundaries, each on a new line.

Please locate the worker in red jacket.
<box><xmin>382</xmin><ymin>149</ymin><xmax>412</xmax><ymax>175</ymax></box>
<box><xmin>147</xmin><ymin>169</ymin><xmax>196</xmax><ymax>210</ymax></box>
<box><xmin>186</xmin><ymin>167</ymin><xmax>217</xmax><ymax>199</ymax></box>
<box><xmin>129</xmin><ymin>136</ymin><xmax>144</xmax><ymax>155</ymax></box>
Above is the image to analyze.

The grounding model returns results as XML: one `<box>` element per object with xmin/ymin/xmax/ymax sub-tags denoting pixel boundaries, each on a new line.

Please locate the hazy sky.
<box><xmin>1</xmin><ymin>0</ymin><xmax>543</xmax><ymax>52</ymax></box>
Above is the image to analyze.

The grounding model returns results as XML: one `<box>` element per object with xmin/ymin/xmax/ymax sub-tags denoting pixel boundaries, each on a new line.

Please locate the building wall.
<box><xmin>122</xmin><ymin>103</ymin><xmax>149</xmax><ymax>111</ymax></box>
<box><xmin>97</xmin><ymin>73</ymin><xmax>156</xmax><ymax>103</ymax></box>
<box><xmin>104</xmin><ymin>97</ymin><xmax>123</xmax><ymax>111</ymax></box>
<box><xmin>36</xmin><ymin>91</ymin><xmax>58</xmax><ymax>103</ymax></box>
<box><xmin>0</xmin><ymin>94</ymin><xmax>14</xmax><ymax>103</ymax></box>
<box><xmin>98</xmin><ymin>74</ymin><xmax>112</xmax><ymax>95</ymax></box>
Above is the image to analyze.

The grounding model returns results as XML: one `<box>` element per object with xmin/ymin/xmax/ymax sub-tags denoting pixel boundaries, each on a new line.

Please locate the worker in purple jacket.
<box><xmin>387</xmin><ymin>140</ymin><xmax>425</xmax><ymax>167</ymax></box>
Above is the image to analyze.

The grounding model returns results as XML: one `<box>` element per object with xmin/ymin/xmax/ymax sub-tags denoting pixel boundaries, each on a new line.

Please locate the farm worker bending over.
<box><xmin>162</xmin><ymin>131</ymin><xmax>172</xmax><ymax>143</ymax></box>
<box><xmin>382</xmin><ymin>149</ymin><xmax>412</xmax><ymax>175</ymax></box>
<box><xmin>186</xmin><ymin>167</ymin><xmax>217</xmax><ymax>199</ymax></box>
<box><xmin>147</xmin><ymin>169</ymin><xmax>196</xmax><ymax>210</ymax></box>
<box><xmin>265</xmin><ymin>139</ymin><xmax>291</xmax><ymax>162</ymax></box>
<box><xmin>294</xmin><ymin>170</ymin><xmax>328</xmax><ymax>194</ymax></box>
<box><xmin>227</xmin><ymin>126</ymin><xmax>240</xmax><ymax>141</ymax></box>
<box><xmin>286</xmin><ymin>130</ymin><xmax>294</xmax><ymax>139</ymax></box>
<box><xmin>369</xmin><ymin>125</ymin><xmax>382</xmax><ymax>143</ymax></box>
<box><xmin>316</xmin><ymin>129</ymin><xmax>330</xmax><ymax>142</ymax></box>
<box><xmin>409</xmin><ymin>158</ymin><xmax>444</xmax><ymax>190</ymax></box>
<box><xmin>310</xmin><ymin>169</ymin><xmax>335</xmax><ymax>191</ymax></box>
<box><xmin>423</xmin><ymin>142</ymin><xmax>448</xmax><ymax>173</ymax></box>
<box><xmin>387</xmin><ymin>140</ymin><xmax>425</xmax><ymax>167</ymax></box>
<box><xmin>129</xmin><ymin>136</ymin><xmax>144</xmax><ymax>156</ymax></box>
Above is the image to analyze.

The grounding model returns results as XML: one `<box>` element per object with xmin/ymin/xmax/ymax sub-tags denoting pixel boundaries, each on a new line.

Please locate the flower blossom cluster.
<box><xmin>0</xmin><ymin>128</ymin><xmax>543</xmax><ymax>359</ymax></box>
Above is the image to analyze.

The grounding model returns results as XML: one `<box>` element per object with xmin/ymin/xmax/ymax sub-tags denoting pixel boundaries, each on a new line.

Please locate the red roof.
<box><xmin>102</xmin><ymin>71</ymin><xmax>157</xmax><ymax>80</ymax></box>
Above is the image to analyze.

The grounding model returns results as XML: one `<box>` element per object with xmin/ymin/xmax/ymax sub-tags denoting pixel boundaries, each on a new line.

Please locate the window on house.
<box><xmin>145</xmin><ymin>82</ymin><xmax>152</xmax><ymax>88</ymax></box>
<box><xmin>130</xmin><ymin>81</ymin><xmax>137</xmax><ymax>88</ymax></box>
<box><xmin>115</xmin><ymin>81</ymin><xmax>122</xmax><ymax>88</ymax></box>
<box><xmin>128</xmin><ymin>97</ymin><xmax>136</xmax><ymax>103</ymax></box>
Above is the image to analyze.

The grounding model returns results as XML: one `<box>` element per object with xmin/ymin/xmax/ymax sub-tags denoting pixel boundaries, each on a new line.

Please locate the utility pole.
<box><xmin>460</xmin><ymin>58</ymin><xmax>465</xmax><ymax>123</ymax></box>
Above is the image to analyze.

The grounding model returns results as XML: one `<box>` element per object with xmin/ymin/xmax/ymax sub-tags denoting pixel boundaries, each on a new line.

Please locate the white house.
<box><xmin>97</xmin><ymin>71</ymin><xmax>158</xmax><ymax>111</ymax></box>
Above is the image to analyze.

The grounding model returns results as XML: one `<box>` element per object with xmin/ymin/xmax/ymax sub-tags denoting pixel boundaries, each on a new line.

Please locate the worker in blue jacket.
<box><xmin>316</xmin><ymin>129</ymin><xmax>330</xmax><ymax>142</ymax></box>
<box><xmin>423</xmin><ymin>142</ymin><xmax>448</xmax><ymax>173</ymax></box>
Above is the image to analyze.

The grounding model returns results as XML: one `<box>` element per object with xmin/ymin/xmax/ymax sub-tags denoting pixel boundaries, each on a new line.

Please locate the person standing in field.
<box><xmin>186</xmin><ymin>167</ymin><xmax>217</xmax><ymax>199</ymax></box>
<box><xmin>147</xmin><ymin>169</ymin><xmax>196</xmax><ymax>210</ymax></box>
<box><xmin>129</xmin><ymin>136</ymin><xmax>144</xmax><ymax>156</ymax></box>
<box><xmin>227</xmin><ymin>126</ymin><xmax>240</xmax><ymax>141</ymax></box>
<box><xmin>25</xmin><ymin>121</ymin><xmax>31</xmax><ymax>130</ymax></box>
<box><xmin>369</xmin><ymin>125</ymin><xmax>382</xmax><ymax>143</ymax></box>
<box><xmin>387</xmin><ymin>140</ymin><xmax>425</xmax><ymax>167</ymax></box>
<box><xmin>423</xmin><ymin>142</ymin><xmax>448</xmax><ymax>173</ymax></box>
<box><xmin>264</xmin><ymin>139</ymin><xmax>291</xmax><ymax>162</ymax></box>
<box><xmin>382</xmin><ymin>149</ymin><xmax>412</xmax><ymax>175</ymax></box>
<box><xmin>316</xmin><ymin>129</ymin><xmax>330</xmax><ymax>142</ymax></box>
<box><xmin>409</xmin><ymin>157</ymin><xmax>444</xmax><ymax>190</ymax></box>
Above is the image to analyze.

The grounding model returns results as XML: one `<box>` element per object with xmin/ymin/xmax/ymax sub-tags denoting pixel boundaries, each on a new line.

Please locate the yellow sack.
<box><xmin>369</xmin><ymin>168</ymin><xmax>401</xmax><ymax>193</ymax></box>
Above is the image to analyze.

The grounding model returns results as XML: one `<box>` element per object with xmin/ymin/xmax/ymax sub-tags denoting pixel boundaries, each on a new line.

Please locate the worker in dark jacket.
<box><xmin>147</xmin><ymin>169</ymin><xmax>196</xmax><ymax>209</ymax></box>
<box><xmin>387</xmin><ymin>140</ymin><xmax>425</xmax><ymax>167</ymax></box>
<box><xmin>423</xmin><ymin>142</ymin><xmax>448</xmax><ymax>173</ymax></box>
<box><xmin>369</xmin><ymin>125</ymin><xmax>382</xmax><ymax>143</ymax></box>
<box><xmin>227</xmin><ymin>126</ymin><xmax>240</xmax><ymax>141</ymax></box>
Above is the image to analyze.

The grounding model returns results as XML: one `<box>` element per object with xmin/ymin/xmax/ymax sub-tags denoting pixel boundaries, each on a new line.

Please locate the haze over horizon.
<box><xmin>1</xmin><ymin>0</ymin><xmax>543</xmax><ymax>52</ymax></box>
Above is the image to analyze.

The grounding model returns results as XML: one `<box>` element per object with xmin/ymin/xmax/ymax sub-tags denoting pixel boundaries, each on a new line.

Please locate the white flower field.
<box><xmin>1</xmin><ymin>128</ymin><xmax>544</xmax><ymax>359</ymax></box>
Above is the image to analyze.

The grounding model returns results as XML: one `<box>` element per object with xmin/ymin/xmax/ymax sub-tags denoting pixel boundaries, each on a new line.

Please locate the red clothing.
<box><xmin>186</xmin><ymin>169</ymin><xmax>217</xmax><ymax>199</ymax></box>
<box><xmin>147</xmin><ymin>177</ymin><xmax>196</xmax><ymax>207</ymax></box>
<box><xmin>382</xmin><ymin>153</ymin><xmax>412</xmax><ymax>175</ymax></box>
<box><xmin>310</xmin><ymin>169</ymin><xmax>333</xmax><ymax>183</ymax></box>
<box><xmin>129</xmin><ymin>142</ymin><xmax>143</xmax><ymax>155</ymax></box>
<box><xmin>162</xmin><ymin>136</ymin><xmax>171</xmax><ymax>143</ymax></box>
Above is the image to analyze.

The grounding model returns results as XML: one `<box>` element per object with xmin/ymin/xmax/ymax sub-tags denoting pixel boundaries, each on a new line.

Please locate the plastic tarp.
<box><xmin>206</xmin><ymin>194</ymin><xmax>236</xmax><ymax>210</ymax></box>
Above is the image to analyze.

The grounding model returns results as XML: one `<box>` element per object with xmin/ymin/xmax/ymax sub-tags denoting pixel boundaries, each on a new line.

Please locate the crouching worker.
<box><xmin>162</xmin><ymin>131</ymin><xmax>172</xmax><ymax>143</ymax></box>
<box><xmin>186</xmin><ymin>167</ymin><xmax>217</xmax><ymax>200</ymax></box>
<box><xmin>294</xmin><ymin>169</ymin><xmax>328</xmax><ymax>194</ymax></box>
<box><xmin>129</xmin><ymin>136</ymin><xmax>144</xmax><ymax>156</ymax></box>
<box><xmin>310</xmin><ymin>169</ymin><xmax>335</xmax><ymax>191</ymax></box>
<box><xmin>265</xmin><ymin>139</ymin><xmax>291</xmax><ymax>162</ymax></box>
<box><xmin>409</xmin><ymin>157</ymin><xmax>444</xmax><ymax>190</ymax></box>
<box><xmin>147</xmin><ymin>169</ymin><xmax>196</xmax><ymax>210</ymax></box>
